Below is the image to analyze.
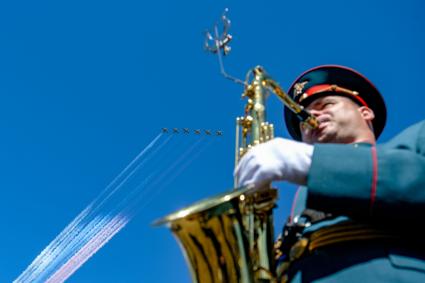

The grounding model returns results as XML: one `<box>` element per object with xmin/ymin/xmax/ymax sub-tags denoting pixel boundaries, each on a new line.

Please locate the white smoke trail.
<box><xmin>41</xmin><ymin>136</ymin><xmax>209</xmax><ymax>282</ymax></box>
<box><xmin>83</xmin><ymin>134</ymin><xmax>172</xmax><ymax>220</ymax></box>
<box><xmin>40</xmin><ymin>216</ymin><xmax>108</xmax><ymax>278</ymax></box>
<box><xmin>14</xmin><ymin>131</ymin><xmax>216</xmax><ymax>283</ymax></box>
<box><xmin>13</xmin><ymin>205</ymin><xmax>94</xmax><ymax>283</ymax></box>
<box><xmin>43</xmin><ymin>172</ymin><xmax>157</xmax><ymax>281</ymax></box>
<box><xmin>14</xmin><ymin>133</ymin><xmax>165</xmax><ymax>283</ymax></box>
<box><xmin>117</xmin><ymin>136</ymin><xmax>206</xmax><ymax>215</ymax></box>
<box><xmin>40</xmin><ymin>137</ymin><xmax>205</xmax><ymax>282</ymax></box>
<box><xmin>45</xmin><ymin>214</ymin><xmax>129</xmax><ymax>283</ymax></box>
<box><xmin>40</xmin><ymin>135</ymin><xmax>172</xmax><ymax>278</ymax></box>
<box><xmin>137</xmin><ymin>137</ymin><xmax>214</xmax><ymax>211</ymax></box>
<box><xmin>28</xmin><ymin>216</ymin><xmax>109</xmax><ymax>283</ymax></box>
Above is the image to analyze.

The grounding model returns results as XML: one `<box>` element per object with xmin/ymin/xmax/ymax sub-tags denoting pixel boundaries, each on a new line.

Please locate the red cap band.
<box><xmin>301</xmin><ymin>84</ymin><xmax>369</xmax><ymax>107</ymax></box>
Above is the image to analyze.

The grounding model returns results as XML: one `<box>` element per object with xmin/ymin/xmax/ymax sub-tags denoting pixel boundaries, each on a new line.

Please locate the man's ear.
<box><xmin>358</xmin><ymin>106</ymin><xmax>375</xmax><ymax>122</ymax></box>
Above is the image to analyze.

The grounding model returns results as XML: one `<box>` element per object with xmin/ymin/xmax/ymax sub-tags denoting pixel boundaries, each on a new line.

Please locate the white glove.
<box><xmin>234</xmin><ymin>138</ymin><xmax>314</xmax><ymax>188</ymax></box>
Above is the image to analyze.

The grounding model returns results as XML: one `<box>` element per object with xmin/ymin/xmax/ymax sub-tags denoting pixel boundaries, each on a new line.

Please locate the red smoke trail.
<box><xmin>45</xmin><ymin>215</ymin><xmax>129</xmax><ymax>283</ymax></box>
<box><xmin>49</xmin><ymin>136</ymin><xmax>212</xmax><ymax>282</ymax></box>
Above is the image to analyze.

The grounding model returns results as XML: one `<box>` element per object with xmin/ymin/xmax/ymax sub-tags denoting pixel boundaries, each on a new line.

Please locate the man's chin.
<box><xmin>315</xmin><ymin>131</ymin><xmax>337</xmax><ymax>143</ymax></box>
<box><xmin>302</xmin><ymin>126</ymin><xmax>336</xmax><ymax>144</ymax></box>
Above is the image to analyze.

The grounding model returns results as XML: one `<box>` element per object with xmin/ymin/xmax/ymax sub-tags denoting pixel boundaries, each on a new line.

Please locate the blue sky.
<box><xmin>1</xmin><ymin>0</ymin><xmax>424</xmax><ymax>282</ymax></box>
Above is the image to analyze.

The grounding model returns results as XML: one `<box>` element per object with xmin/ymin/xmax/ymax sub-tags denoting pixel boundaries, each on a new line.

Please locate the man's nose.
<box><xmin>308</xmin><ymin>108</ymin><xmax>321</xmax><ymax>117</ymax></box>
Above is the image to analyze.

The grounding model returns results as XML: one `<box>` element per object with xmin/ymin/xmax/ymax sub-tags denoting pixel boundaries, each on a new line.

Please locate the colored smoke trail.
<box><xmin>14</xmin><ymin>133</ymin><xmax>166</xmax><ymax>283</ymax></box>
<box><xmin>45</xmin><ymin>215</ymin><xmax>129</xmax><ymax>283</ymax></box>
<box><xmin>14</xmin><ymin>131</ymin><xmax>217</xmax><ymax>282</ymax></box>
<box><xmin>44</xmin><ymin>136</ymin><xmax>210</xmax><ymax>282</ymax></box>
<box><xmin>15</xmin><ymin>205</ymin><xmax>94</xmax><ymax>283</ymax></box>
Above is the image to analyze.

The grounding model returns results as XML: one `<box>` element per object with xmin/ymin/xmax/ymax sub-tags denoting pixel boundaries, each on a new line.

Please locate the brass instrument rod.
<box><xmin>235</xmin><ymin>117</ymin><xmax>241</xmax><ymax>188</ymax></box>
<box><xmin>263</xmin><ymin>76</ymin><xmax>319</xmax><ymax>129</ymax></box>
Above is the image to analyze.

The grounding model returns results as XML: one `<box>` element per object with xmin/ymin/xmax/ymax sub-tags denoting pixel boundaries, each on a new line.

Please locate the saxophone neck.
<box><xmin>235</xmin><ymin>66</ymin><xmax>319</xmax><ymax>172</ymax></box>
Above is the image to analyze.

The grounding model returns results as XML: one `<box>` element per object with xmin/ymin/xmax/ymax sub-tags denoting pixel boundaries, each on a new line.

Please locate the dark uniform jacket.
<box><xmin>285</xmin><ymin>120</ymin><xmax>425</xmax><ymax>282</ymax></box>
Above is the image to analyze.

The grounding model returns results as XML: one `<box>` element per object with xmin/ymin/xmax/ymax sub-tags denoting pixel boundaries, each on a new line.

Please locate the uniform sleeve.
<box><xmin>306</xmin><ymin>121</ymin><xmax>425</xmax><ymax>222</ymax></box>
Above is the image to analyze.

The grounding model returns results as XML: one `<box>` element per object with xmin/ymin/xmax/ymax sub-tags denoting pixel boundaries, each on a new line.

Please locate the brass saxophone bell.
<box><xmin>154</xmin><ymin>186</ymin><xmax>278</xmax><ymax>283</ymax></box>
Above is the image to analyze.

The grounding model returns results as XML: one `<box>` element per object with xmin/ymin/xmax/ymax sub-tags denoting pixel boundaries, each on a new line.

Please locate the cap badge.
<box><xmin>294</xmin><ymin>81</ymin><xmax>308</xmax><ymax>98</ymax></box>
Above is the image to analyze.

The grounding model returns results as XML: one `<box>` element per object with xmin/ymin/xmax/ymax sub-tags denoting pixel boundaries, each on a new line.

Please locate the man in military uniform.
<box><xmin>234</xmin><ymin>65</ymin><xmax>425</xmax><ymax>282</ymax></box>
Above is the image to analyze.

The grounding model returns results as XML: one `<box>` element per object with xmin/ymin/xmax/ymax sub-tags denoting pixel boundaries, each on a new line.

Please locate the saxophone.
<box><xmin>154</xmin><ymin>10</ymin><xmax>318</xmax><ymax>283</ymax></box>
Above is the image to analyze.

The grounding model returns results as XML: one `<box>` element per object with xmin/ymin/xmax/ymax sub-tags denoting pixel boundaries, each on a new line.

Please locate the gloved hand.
<box><xmin>234</xmin><ymin>138</ymin><xmax>314</xmax><ymax>188</ymax></box>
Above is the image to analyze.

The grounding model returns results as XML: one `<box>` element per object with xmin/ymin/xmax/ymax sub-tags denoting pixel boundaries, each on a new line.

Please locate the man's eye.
<box><xmin>322</xmin><ymin>102</ymin><xmax>334</xmax><ymax>109</ymax></box>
